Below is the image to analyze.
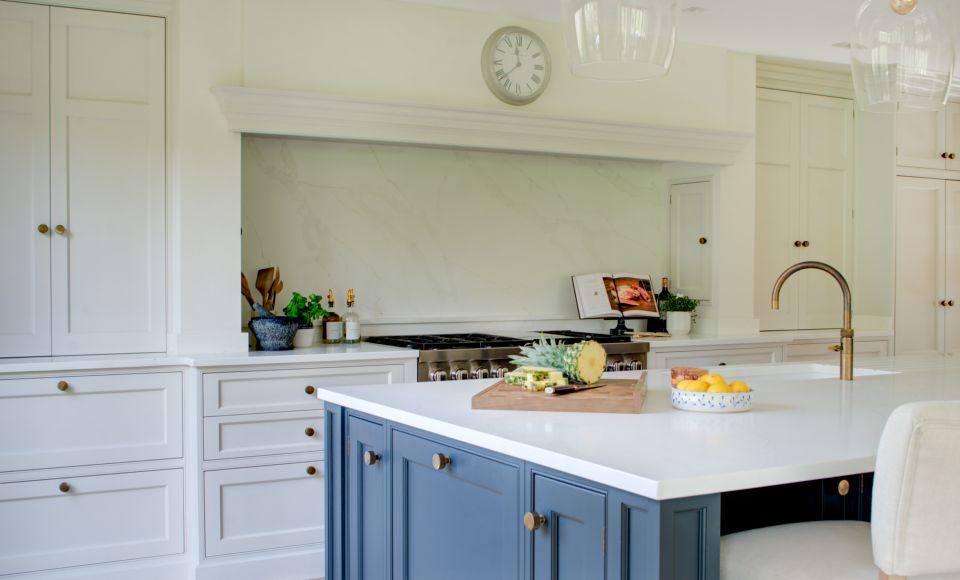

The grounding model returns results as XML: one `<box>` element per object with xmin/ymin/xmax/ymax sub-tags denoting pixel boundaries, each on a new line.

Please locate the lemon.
<box><xmin>700</xmin><ymin>374</ymin><xmax>727</xmax><ymax>386</ymax></box>
<box><xmin>677</xmin><ymin>379</ymin><xmax>709</xmax><ymax>392</ymax></box>
<box><xmin>730</xmin><ymin>381</ymin><xmax>751</xmax><ymax>393</ymax></box>
<box><xmin>707</xmin><ymin>383</ymin><xmax>734</xmax><ymax>393</ymax></box>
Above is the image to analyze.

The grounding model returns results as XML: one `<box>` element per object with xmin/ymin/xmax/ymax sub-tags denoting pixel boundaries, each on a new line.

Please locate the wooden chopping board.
<box><xmin>471</xmin><ymin>373</ymin><xmax>647</xmax><ymax>414</ymax></box>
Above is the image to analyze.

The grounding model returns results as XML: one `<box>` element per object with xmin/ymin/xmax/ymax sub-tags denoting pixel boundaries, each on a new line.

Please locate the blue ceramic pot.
<box><xmin>249</xmin><ymin>316</ymin><xmax>300</xmax><ymax>351</ymax></box>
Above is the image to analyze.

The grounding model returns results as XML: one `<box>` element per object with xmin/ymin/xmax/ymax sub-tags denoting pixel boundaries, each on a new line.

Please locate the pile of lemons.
<box><xmin>675</xmin><ymin>373</ymin><xmax>751</xmax><ymax>393</ymax></box>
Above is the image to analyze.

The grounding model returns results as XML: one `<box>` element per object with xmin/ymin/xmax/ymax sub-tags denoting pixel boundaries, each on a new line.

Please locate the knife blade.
<box><xmin>544</xmin><ymin>383</ymin><xmax>607</xmax><ymax>396</ymax></box>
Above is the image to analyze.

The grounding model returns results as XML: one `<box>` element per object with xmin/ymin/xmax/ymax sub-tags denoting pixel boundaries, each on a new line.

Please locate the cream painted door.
<box><xmin>50</xmin><ymin>8</ymin><xmax>165</xmax><ymax>355</ymax></box>
<box><xmin>945</xmin><ymin>181</ymin><xmax>960</xmax><ymax>354</ymax></box>
<box><xmin>897</xmin><ymin>108</ymin><xmax>947</xmax><ymax>170</ymax></box>
<box><xmin>755</xmin><ymin>89</ymin><xmax>802</xmax><ymax>330</ymax></box>
<box><xmin>669</xmin><ymin>180</ymin><xmax>712</xmax><ymax>300</ymax></box>
<box><xmin>894</xmin><ymin>177</ymin><xmax>944</xmax><ymax>355</ymax></box>
<box><xmin>0</xmin><ymin>2</ymin><xmax>50</xmax><ymax>357</ymax></box>
<box><xmin>947</xmin><ymin>104</ymin><xmax>960</xmax><ymax>172</ymax></box>
<box><xmin>796</xmin><ymin>94</ymin><xmax>854</xmax><ymax>329</ymax></box>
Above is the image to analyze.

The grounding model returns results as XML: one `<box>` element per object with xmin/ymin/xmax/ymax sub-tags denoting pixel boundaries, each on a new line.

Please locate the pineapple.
<box><xmin>510</xmin><ymin>336</ymin><xmax>607</xmax><ymax>385</ymax></box>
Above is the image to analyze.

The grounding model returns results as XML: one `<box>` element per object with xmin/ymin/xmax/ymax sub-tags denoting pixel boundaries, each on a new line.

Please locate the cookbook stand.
<box><xmin>608</xmin><ymin>316</ymin><xmax>629</xmax><ymax>335</ymax></box>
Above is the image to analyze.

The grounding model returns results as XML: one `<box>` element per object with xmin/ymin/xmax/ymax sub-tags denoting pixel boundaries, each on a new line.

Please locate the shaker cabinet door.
<box><xmin>530</xmin><ymin>473</ymin><xmax>606</xmax><ymax>580</ymax></box>
<box><xmin>348</xmin><ymin>415</ymin><xmax>389</xmax><ymax>580</ymax></box>
<box><xmin>391</xmin><ymin>430</ymin><xmax>522</xmax><ymax>580</ymax></box>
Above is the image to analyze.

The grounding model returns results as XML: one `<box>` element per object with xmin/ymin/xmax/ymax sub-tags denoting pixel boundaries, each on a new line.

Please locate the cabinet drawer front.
<box><xmin>656</xmin><ymin>347</ymin><xmax>781</xmax><ymax>369</ymax></box>
<box><xmin>0</xmin><ymin>372</ymin><xmax>182</xmax><ymax>472</ymax></box>
<box><xmin>391</xmin><ymin>430</ymin><xmax>522</xmax><ymax>580</ymax></box>
<box><xmin>203</xmin><ymin>410</ymin><xmax>324</xmax><ymax>461</ymax></box>
<box><xmin>784</xmin><ymin>340</ymin><xmax>888</xmax><ymax>362</ymax></box>
<box><xmin>0</xmin><ymin>469</ymin><xmax>183</xmax><ymax>575</ymax></box>
<box><xmin>531</xmin><ymin>473</ymin><xmax>605</xmax><ymax>580</ymax></box>
<box><xmin>204</xmin><ymin>461</ymin><xmax>325</xmax><ymax>557</ymax></box>
<box><xmin>203</xmin><ymin>365</ymin><xmax>406</xmax><ymax>417</ymax></box>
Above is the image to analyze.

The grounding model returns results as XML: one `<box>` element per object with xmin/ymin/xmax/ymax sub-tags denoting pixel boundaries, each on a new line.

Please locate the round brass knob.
<box><xmin>838</xmin><ymin>479</ymin><xmax>850</xmax><ymax>497</ymax></box>
<box><xmin>802</xmin><ymin>241</ymin><xmax>810</xmax><ymax>248</ymax></box>
<box><xmin>698</xmin><ymin>237</ymin><xmax>707</xmax><ymax>245</ymax></box>
<box><xmin>943</xmin><ymin>152</ymin><xmax>950</xmax><ymax>159</ymax></box>
<box><xmin>829</xmin><ymin>345</ymin><xmax>843</xmax><ymax>352</ymax></box>
<box><xmin>941</xmin><ymin>300</ymin><xmax>949</xmax><ymax>307</ymax></box>
<box><xmin>950</xmin><ymin>300</ymin><xmax>956</xmax><ymax>307</ymax></box>
<box><xmin>363</xmin><ymin>451</ymin><xmax>380</xmax><ymax>466</ymax></box>
<box><xmin>794</xmin><ymin>241</ymin><xmax>802</xmax><ymax>247</ymax></box>
<box><xmin>306</xmin><ymin>466</ymin><xmax>317</xmax><ymax>475</ymax></box>
<box><xmin>38</xmin><ymin>224</ymin><xmax>49</xmax><ymax>234</ymax></box>
<box><xmin>54</xmin><ymin>224</ymin><xmax>66</xmax><ymax>235</ymax></box>
<box><xmin>432</xmin><ymin>453</ymin><xmax>451</xmax><ymax>471</ymax></box>
<box><xmin>523</xmin><ymin>511</ymin><xmax>547</xmax><ymax>531</ymax></box>
<box><xmin>304</xmin><ymin>385</ymin><xmax>316</xmax><ymax>395</ymax></box>
<box><xmin>304</xmin><ymin>427</ymin><xmax>316</xmax><ymax>437</ymax></box>
<box><xmin>950</xmin><ymin>153</ymin><xmax>957</xmax><ymax>160</ymax></box>
<box><xmin>57</xmin><ymin>381</ymin><xmax>69</xmax><ymax>392</ymax></box>
<box><xmin>59</xmin><ymin>482</ymin><xmax>71</xmax><ymax>493</ymax></box>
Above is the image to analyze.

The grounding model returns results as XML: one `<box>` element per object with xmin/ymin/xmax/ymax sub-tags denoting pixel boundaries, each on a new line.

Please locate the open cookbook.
<box><xmin>571</xmin><ymin>273</ymin><xmax>660</xmax><ymax>319</ymax></box>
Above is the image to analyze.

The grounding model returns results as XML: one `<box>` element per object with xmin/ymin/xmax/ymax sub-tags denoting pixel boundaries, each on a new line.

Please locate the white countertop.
<box><xmin>643</xmin><ymin>329</ymin><xmax>893</xmax><ymax>349</ymax></box>
<box><xmin>316</xmin><ymin>354</ymin><xmax>958</xmax><ymax>501</ymax></box>
<box><xmin>0</xmin><ymin>343</ymin><xmax>418</xmax><ymax>374</ymax></box>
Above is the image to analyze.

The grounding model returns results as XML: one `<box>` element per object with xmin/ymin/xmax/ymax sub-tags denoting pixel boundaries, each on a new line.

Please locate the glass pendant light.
<box><xmin>560</xmin><ymin>0</ymin><xmax>678</xmax><ymax>81</ymax></box>
<box><xmin>851</xmin><ymin>0</ymin><xmax>955</xmax><ymax>113</ymax></box>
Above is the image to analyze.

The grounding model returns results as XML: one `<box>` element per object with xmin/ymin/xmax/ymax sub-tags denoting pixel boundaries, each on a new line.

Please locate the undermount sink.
<box><xmin>709</xmin><ymin>364</ymin><xmax>897</xmax><ymax>382</ymax></box>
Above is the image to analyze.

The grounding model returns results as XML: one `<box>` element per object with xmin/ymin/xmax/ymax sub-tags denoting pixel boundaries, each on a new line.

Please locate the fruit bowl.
<box><xmin>670</xmin><ymin>387</ymin><xmax>753</xmax><ymax>413</ymax></box>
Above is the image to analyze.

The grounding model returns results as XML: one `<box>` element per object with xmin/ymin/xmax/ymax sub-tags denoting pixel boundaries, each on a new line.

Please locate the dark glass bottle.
<box><xmin>322</xmin><ymin>290</ymin><xmax>343</xmax><ymax>344</ymax></box>
<box><xmin>647</xmin><ymin>277</ymin><xmax>672</xmax><ymax>333</ymax></box>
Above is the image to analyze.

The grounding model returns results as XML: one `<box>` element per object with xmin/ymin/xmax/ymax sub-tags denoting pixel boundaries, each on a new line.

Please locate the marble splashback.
<box><xmin>242</xmin><ymin>137</ymin><xmax>666</xmax><ymax>326</ymax></box>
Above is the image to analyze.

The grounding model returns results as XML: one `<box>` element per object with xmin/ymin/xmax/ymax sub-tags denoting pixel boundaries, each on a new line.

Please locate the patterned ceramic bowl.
<box><xmin>670</xmin><ymin>387</ymin><xmax>753</xmax><ymax>413</ymax></box>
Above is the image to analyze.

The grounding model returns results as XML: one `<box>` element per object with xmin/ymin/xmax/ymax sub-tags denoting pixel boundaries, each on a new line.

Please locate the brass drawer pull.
<box><xmin>38</xmin><ymin>224</ymin><xmax>49</xmax><ymax>234</ymax></box>
<box><xmin>838</xmin><ymin>479</ymin><xmax>850</xmax><ymax>497</ymax></box>
<box><xmin>794</xmin><ymin>240</ymin><xmax>802</xmax><ymax>247</ymax></box>
<box><xmin>829</xmin><ymin>345</ymin><xmax>843</xmax><ymax>352</ymax></box>
<box><xmin>363</xmin><ymin>451</ymin><xmax>381</xmax><ymax>466</ymax></box>
<box><xmin>57</xmin><ymin>381</ymin><xmax>69</xmax><ymax>392</ymax></box>
<box><xmin>306</xmin><ymin>465</ymin><xmax>317</xmax><ymax>476</ymax></box>
<box><xmin>304</xmin><ymin>427</ymin><xmax>316</xmax><ymax>437</ymax></box>
<box><xmin>59</xmin><ymin>482</ymin><xmax>71</xmax><ymax>493</ymax></box>
<box><xmin>432</xmin><ymin>453</ymin><xmax>451</xmax><ymax>471</ymax></box>
<box><xmin>802</xmin><ymin>241</ymin><xmax>810</xmax><ymax>247</ymax></box>
<box><xmin>950</xmin><ymin>153</ymin><xmax>957</xmax><ymax>160</ymax></box>
<box><xmin>950</xmin><ymin>300</ymin><xmax>956</xmax><ymax>307</ymax></box>
<box><xmin>54</xmin><ymin>224</ymin><xmax>66</xmax><ymax>235</ymax></box>
<box><xmin>698</xmin><ymin>237</ymin><xmax>707</xmax><ymax>245</ymax></box>
<box><xmin>523</xmin><ymin>511</ymin><xmax>546</xmax><ymax>531</ymax></box>
<box><xmin>305</xmin><ymin>385</ymin><xmax>316</xmax><ymax>395</ymax></box>
<box><xmin>942</xmin><ymin>300</ymin><xmax>949</xmax><ymax>307</ymax></box>
<box><xmin>943</xmin><ymin>152</ymin><xmax>950</xmax><ymax>159</ymax></box>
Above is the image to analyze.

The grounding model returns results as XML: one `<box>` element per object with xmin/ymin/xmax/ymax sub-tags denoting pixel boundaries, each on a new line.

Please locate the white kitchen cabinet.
<box><xmin>755</xmin><ymin>89</ymin><xmax>855</xmax><ymax>330</ymax></box>
<box><xmin>897</xmin><ymin>103</ymin><xmax>960</xmax><ymax>172</ymax></box>
<box><xmin>669</xmin><ymin>180</ymin><xmax>712</xmax><ymax>300</ymax></box>
<box><xmin>893</xmin><ymin>177</ymin><xmax>960</xmax><ymax>355</ymax></box>
<box><xmin>0</xmin><ymin>3</ymin><xmax>165</xmax><ymax>357</ymax></box>
<box><xmin>648</xmin><ymin>345</ymin><xmax>783</xmax><ymax>370</ymax></box>
<box><xmin>0</xmin><ymin>2</ymin><xmax>50</xmax><ymax>357</ymax></box>
<box><xmin>203</xmin><ymin>410</ymin><xmax>324</xmax><ymax>461</ymax></box>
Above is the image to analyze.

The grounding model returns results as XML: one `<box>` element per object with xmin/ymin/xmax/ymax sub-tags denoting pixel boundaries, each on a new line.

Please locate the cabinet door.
<box><xmin>945</xmin><ymin>181</ymin><xmax>960</xmax><ymax>354</ymax></box>
<box><xmin>797</xmin><ymin>94</ymin><xmax>854</xmax><ymax>329</ymax></box>
<box><xmin>0</xmin><ymin>2</ymin><xmax>50</xmax><ymax>357</ymax></box>
<box><xmin>348</xmin><ymin>415</ymin><xmax>388</xmax><ymax>580</ymax></box>
<box><xmin>948</xmin><ymin>103</ymin><xmax>960</xmax><ymax>172</ymax></box>
<box><xmin>391</xmin><ymin>431</ymin><xmax>521</xmax><ymax>580</ymax></box>
<box><xmin>669</xmin><ymin>180</ymin><xmax>712</xmax><ymax>300</ymax></box>
<box><xmin>897</xmin><ymin>108</ymin><xmax>947</xmax><ymax>170</ymax></box>
<box><xmin>755</xmin><ymin>89</ymin><xmax>802</xmax><ymax>330</ymax></box>
<box><xmin>49</xmin><ymin>8</ymin><xmax>166</xmax><ymax>355</ymax></box>
<box><xmin>530</xmin><ymin>473</ymin><xmax>605</xmax><ymax>580</ymax></box>
<box><xmin>894</xmin><ymin>177</ymin><xmax>945</xmax><ymax>355</ymax></box>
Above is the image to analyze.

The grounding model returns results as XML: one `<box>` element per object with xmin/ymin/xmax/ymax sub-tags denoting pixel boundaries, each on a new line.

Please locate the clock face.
<box><xmin>481</xmin><ymin>27</ymin><xmax>551</xmax><ymax>105</ymax></box>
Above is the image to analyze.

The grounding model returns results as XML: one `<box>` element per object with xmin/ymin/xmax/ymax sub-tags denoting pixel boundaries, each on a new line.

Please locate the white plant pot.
<box><xmin>666</xmin><ymin>311</ymin><xmax>692</xmax><ymax>336</ymax></box>
<box><xmin>293</xmin><ymin>326</ymin><xmax>318</xmax><ymax>348</ymax></box>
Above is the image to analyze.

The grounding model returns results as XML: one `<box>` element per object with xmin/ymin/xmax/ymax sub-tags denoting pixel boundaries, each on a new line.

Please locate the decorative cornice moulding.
<box><xmin>757</xmin><ymin>58</ymin><xmax>855</xmax><ymax>100</ymax></box>
<box><xmin>212</xmin><ymin>86</ymin><xmax>752</xmax><ymax>166</ymax></box>
<box><xmin>14</xmin><ymin>0</ymin><xmax>172</xmax><ymax>16</ymax></box>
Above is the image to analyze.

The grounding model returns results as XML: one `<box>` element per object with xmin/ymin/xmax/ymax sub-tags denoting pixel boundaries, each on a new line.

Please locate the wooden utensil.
<box><xmin>240</xmin><ymin>273</ymin><xmax>256</xmax><ymax>309</ymax></box>
<box><xmin>268</xmin><ymin>268</ymin><xmax>282</xmax><ymax>311</ymax></box>
<box><xmin>255</xmin><ymin>267</ymin><xmax>275</xmax><ymax>308</ymax></box>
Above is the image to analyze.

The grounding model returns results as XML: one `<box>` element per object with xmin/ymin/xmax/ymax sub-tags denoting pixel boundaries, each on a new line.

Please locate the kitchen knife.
<box><xmin>544</xmin><ymin>383</ymin><xmax>607</xmax><ymax>396</ymax></box>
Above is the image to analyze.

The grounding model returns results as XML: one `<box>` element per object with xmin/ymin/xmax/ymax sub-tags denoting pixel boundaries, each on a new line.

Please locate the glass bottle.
<box><xmin>322</xmin><ymin>290</ymin><xmax>343</xmax><ymax>344</ymax></box>
<box><xmin>344</xmin><ymin>289</ymin><xmax>361</xmax><ymax>344</ymax></box>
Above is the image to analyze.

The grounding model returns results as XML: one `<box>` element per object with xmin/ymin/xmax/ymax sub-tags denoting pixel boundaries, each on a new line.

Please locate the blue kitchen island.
<box><xmin>319</xmin><ymin>356</ymin><xmax>960</xmax><ymax>580</ymax></box>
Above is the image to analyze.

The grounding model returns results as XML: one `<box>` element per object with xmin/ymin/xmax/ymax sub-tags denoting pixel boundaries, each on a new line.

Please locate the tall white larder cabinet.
<box><xmin>755</xmin><ymin>89</ymin><xmax>855</xmax><ymax>330</ymax></box>
<box><xmin>0</xmin><ymin>2</ymin><xmax>165</xmax><ymax>357</ymax></box>
<box><xmin>894</xmin><ymin>177</ymin><xmax>960</xmax><ymax>355</ymax></box>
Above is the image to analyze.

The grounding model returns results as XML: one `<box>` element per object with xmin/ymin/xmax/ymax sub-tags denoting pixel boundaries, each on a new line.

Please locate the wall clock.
<box><xmin>481</xmin><ymin>26</ymin><xmax>551</xmax><ymax>106</ymax></box>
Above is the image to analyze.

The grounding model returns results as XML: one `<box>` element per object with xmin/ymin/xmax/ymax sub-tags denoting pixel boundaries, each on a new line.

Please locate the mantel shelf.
<box><xmin>212</xmin><ymin>86</ymin><xmax>752</xmax><ymax>165</ymax></box>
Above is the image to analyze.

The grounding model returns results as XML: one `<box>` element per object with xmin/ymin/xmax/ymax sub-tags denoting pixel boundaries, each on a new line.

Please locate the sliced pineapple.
<box><xmin>562</xmin><ymin>340</ymin><xmax>607</xmax><ymax>384</ymax></box>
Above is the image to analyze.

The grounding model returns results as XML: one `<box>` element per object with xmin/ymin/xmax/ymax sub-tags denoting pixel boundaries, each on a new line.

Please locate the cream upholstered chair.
<box><xmin>721</xmin><ymin>401</ymin><xmax>960</xmax><ymax>580</ymax></box>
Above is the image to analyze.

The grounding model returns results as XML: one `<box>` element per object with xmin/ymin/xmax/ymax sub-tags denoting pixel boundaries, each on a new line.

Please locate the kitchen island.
<box><xmin>319</xmin><ymin>355</ymin><xmax>960</xmax><ymax>580</ymax></box>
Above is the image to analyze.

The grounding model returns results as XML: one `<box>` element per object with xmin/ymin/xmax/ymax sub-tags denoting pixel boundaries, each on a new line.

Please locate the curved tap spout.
<box><xmin>771</xmin><ymin>261</ymin><xmax>854</xmax><ymax>380</ymax></box>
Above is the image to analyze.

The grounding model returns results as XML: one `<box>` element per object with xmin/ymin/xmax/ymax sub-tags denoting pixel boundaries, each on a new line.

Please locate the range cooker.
<box><xmin>365</xmin><ymin>332</ymin><xmax>650</xmax><ymax>382</ymax></box>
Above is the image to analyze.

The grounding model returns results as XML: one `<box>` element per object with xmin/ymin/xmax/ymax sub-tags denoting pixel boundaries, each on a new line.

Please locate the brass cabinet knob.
<box><xmin>829</xmin><ymin>345</ymin><xmax>843</xmax><ymax>352</ymax></box>
<box><xmin>950</xmin><ymin>153</ymin><xmax>957</xmax><ymax>160</ymax></box>
<box><xmin>523</xmin><ymin>511</ymin><xmax>547</xmax><ymax>531</ymax></box>
<box><xmin>794</xmin><ymin>240</ymin><xmax>802</xmax><ymax>247</ymax></box>
<box><xmin>38</xmin><ymin>224</ymin><xmax>49</xmax><ymax>234</ymax></box>
<box><xmin>304</xmin><ymin>427</ymin><xmax>316</xmax><ymax>437</ymax></box>
<box><xmin>941</xmin><ymin>300</ymin><xmax>949</xmax><ymax>307</ymax></box>
<box><xmin>306</xmin><ymin>465</ymin><xmax>317</xmax><ymax>476</ymax></box>
<box><xmin>950</xmin><ymin>300</ymin><xmax>956</xmax><ymax>307</ymax></box>
<box><xmin>943</xmin><ymin>152</ymin><xmax>950</xmax><ymax>159</ymax></box>
<box><xmin>54</xmin><ymin>224</ymin><xmax>66</xmax><ymax>235</ymax></box>
<box><xmin>57</xmin><ymin>381</ymin><xmax>69</xmax><ymax>392</ymax></box>
<box><xmin>698</xmin><ymin>237</ymin><xmax>707</xmax><ymax>245</ymax></box>
<box><xmin>802</xmin><ymin>241</ymin><xmax>810</xmax><ymax>247</ymax></box>
<box><xmin>838</xmin><ymin>479</ymin><xmax>850</xmax><ymax>497</ymax></box>
<box><xmin>304</xmin><ymin>385</ymin><xmax>316</xmax><ymax>395</ymax></box>
<box><xmin>59</xmin><ymin>482</ymin><xmax>71</xmax><ymax>493</ymax></box>
<box><xmin>363</xmin><ymin>451</ymin><xmax>381</xmax><ymax>466</ymax></box>
<box><xmin>432</xmin><ymin>453</ymin><xmax>452</xmax><ymax>471</ymax></box>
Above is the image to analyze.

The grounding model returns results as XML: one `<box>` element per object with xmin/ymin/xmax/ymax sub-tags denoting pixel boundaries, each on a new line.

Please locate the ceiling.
<box><xmin>397</xmin><ymin>0</ymin><xmax>960</xmax><ymax>69</ymax></box>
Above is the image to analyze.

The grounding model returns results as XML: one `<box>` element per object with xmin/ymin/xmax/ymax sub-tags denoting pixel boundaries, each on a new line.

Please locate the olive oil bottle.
<box><xmin>322</xmin><ymin>290</ymin><xmax>343</xmax><ymax>344</ymax></box>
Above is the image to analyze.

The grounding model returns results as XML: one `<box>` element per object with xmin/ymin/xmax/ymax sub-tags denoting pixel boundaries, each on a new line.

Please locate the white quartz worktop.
<box><xmin>0</xmin><ymin>342</ymin><xmax>417</xmax><ymax>374</ymax></box>
<box><xmin>316</xmin><ymin>354</ymin><xmax>958</xmax><ymax>501</ymax></box>
<box><xmin>643</xmin><ymin>329</ymin><xmax>893</xmax><ymax>349</ymax></box>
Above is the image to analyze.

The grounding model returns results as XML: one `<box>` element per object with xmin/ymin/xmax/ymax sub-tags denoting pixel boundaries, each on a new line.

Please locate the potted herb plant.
<box><xmin>660</xmin><ymin>294</ymin><xmax>700</xmax><ymax>336</ymax></box>
<box><xmin>284</xmin><ymin>292</ymin><xmax>328</xmax><ymax>348</ymax></box>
